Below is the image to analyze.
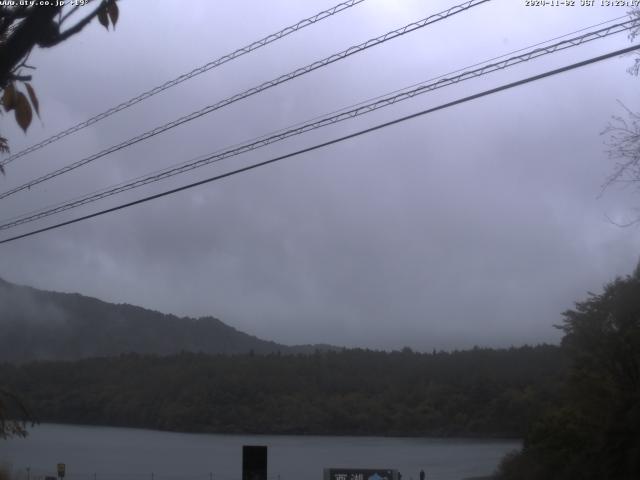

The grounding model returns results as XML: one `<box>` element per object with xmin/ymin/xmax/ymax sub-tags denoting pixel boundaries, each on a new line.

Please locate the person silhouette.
<box><xmin>419</xmin><ymin>469</ymin><xmax>425</xmax><ymax>480</ymax></box>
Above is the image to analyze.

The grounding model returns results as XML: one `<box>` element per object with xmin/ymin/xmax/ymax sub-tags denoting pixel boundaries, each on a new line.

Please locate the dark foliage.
<box><xmin>497</xmin><ymin>265</ymin><xmax>640</xmax><ymax>480</ymax></box>
<box><xmin>0</xmin><ymin>1</ymin><xmax>119</xmax><ymax>156</ymax></box>
<box><xmin>0</xmin><ymin>386</ymin><xmax>34</xmax><ymax>438</ymax></box>
<box><xmin>0</xmin><ymin>345</ymin><xmax>565</xmax><ymax>437</ymax></box>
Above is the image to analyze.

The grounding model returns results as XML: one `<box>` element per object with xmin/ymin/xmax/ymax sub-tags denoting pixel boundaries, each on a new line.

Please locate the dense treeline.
<box><xmin>497</xmin><ymin>265</ymin><xmax>640</xmax><ymax>480</ymax></box>
<box><xmin>0</xmin><ymin>345</ymin><xmax>565</xmax><ymax>437</ymax></box>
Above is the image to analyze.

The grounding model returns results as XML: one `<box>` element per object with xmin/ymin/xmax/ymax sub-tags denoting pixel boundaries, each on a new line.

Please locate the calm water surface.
<box><xmin>1</xmin><ymin>424</ymin><xmax>520</xmax><ymax>480</ymax></box>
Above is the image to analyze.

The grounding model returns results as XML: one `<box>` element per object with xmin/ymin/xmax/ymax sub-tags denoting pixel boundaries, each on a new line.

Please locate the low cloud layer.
<box><xmin>1</xmin><ymin>0</ymin><xmax>639</xmax><ymax>350</ymax></box>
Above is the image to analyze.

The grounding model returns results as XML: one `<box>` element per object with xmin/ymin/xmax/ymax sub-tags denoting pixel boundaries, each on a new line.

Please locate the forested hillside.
<box><xmin>497</xmin><ymin>267</ymin><xmax>640</xmax><ymax>480</ymax></box>
<box><xmin>1</xmin><ymin>345</ymin><xmax>566</xmax><ymax>437</ymax></box>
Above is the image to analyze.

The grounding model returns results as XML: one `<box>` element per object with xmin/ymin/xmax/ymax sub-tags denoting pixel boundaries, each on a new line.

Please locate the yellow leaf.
<box><xmin>14</xmin><ymin>92</ymin><xmax>32</xmax><ymax>132</ymax></box>
<box><xmin>25</xmin><ymin>83</ymin><xmax>39</xmax><ymax>118</ymax></box>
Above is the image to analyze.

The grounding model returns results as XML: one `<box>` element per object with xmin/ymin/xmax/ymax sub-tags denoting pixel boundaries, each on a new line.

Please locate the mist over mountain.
<box><xmin>0</xmin><ymin>278</ymin><xmax>569</xmax><ymax>439</ymax></box>
<box><xmin>0</xmin><ymin>277</ymin><xmax>337</xmax><ymax>362</ymax></box>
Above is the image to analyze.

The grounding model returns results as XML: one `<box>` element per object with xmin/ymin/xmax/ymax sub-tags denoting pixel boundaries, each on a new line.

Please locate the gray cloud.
<box><xmin>1</xmin><ymin>0</ymin><xmax>639</xmax><ymax>351</ymax></box>
<box><xmin>0</xmin><ymin>281</ymin><xmax>69</xmax><ymax>327</ymax></box>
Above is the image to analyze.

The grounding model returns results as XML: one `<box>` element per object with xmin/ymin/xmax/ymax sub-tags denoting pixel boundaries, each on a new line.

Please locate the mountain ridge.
<box><xmin>0</xmin><ymin>277</ymin><xmax>340</xmax><ymax>363</ymax></box>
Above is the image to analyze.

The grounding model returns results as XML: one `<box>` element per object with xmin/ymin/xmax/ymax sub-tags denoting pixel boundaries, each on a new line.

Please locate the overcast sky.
<box><xmin>1</xmin><ymin>0</ymin><xmax>640</xmax><ymax>350</ymax></box>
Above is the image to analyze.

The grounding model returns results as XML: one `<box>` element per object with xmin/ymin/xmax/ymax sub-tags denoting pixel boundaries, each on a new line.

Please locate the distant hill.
<box><xmin>0</xmin><ymin>277</ymin><xmax>338</xmax><ymax>362</ymax></box>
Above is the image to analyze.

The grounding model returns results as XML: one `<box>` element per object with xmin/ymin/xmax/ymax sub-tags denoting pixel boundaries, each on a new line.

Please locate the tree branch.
<box><xmin>8</xmin><ymin>73</ymin><xmax>32</xmax><ymax>82</ymax></box>
<box><xmin>0</xmin><ymin>6</ymin><xmax>60</xmax><ymax>87</ymax></box>
<box><xmin>59</xmin><ymin>4</ymin><xmax>81</xmax><ymax>26</ymax></box>
<box><xmin>41</xmin><ymin>0</ymin><xmax>107</xmax><ymax>47</ymax></box>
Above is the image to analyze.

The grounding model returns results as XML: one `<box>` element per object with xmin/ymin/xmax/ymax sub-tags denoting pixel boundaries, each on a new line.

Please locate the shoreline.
<box><xmin>19</xmin><ymin>422</ymin><xmax>524</xmax><ymax>442</ymax></box>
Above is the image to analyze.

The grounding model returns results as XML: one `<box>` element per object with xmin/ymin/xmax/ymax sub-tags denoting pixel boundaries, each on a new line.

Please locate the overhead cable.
<box><xmin>1</xmin><ymin>17</ymin><xmax>636</xmax><ymax>230</ymax></box>
<box><xmin>0</xmin><ymin>0</ymin><xmax>491</xmax><ymax>200</ymax></box>
<box><xmin>1</xmin><ymin>43</ymin><xmax>639</xmax><ymax>245</ymax></box>
<box><xmin>0</xmin><ymin>0</ymin><xmax>367</xmax><ymax>167</ymax></box>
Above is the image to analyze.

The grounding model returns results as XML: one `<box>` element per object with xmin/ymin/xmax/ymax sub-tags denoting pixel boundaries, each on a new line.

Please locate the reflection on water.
<box><xmin>2</xmin><ymin>424</ymin><xmax>520</xmax><ymax>480</ymax></box>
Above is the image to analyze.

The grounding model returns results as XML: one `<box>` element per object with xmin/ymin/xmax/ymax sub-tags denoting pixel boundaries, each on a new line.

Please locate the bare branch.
<box><xmin>605</xmin><ymin>212</ymin><xmax>640</xmax><ymax>228</ymax></box>
<box><xmin>627</xmin><ymin>7</ymin><xmax>640</xmax><ymax>75</ymax></box>
<box><xmin>0</xmin><ymin>387</ymin><xmax>36</xmax><ymax>439</ymax></box>
<box><xmin>602</xmin><ymin>101</ymin><xmax>640</xmax><ymax>189</ymax></box>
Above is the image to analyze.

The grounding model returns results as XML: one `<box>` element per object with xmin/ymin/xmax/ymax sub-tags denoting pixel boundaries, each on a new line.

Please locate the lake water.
<box><xmin>1</xmin><ymin>424</ymin><xmax>520</xmax><ymax>480</ymax></box>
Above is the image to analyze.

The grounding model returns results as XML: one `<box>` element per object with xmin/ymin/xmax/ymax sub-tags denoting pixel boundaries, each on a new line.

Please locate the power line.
<box><xmin>0</xmin><ymin>0</ymin><xmax>367</xmax><ymax>167</ymax></box>
<box><xmin>316</xmin><ymin>14</ymin><xmax>631</xmax><ymax>120</ymax></box>
<box><xmin>1</xmin><ymin>17</ymin><xmax>636</xmax><ymax>231</ymax></box>
<box><xmin>2</xmin><ymin>17</ymin><xmax>635</xmax><ymax>228</ymax></box>
<box><xmin>1</xmin><ymin>43</ymin><xmax>638</xmax><ymax>246</ymax></box>
<box><xmin>0</xmin><ymin>0</ymin><xmax>491</xmax><ymax>200</ymax></box>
